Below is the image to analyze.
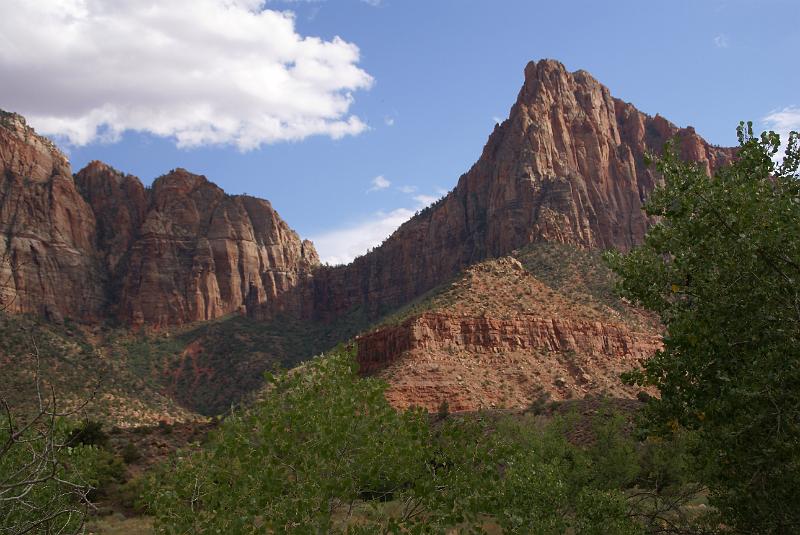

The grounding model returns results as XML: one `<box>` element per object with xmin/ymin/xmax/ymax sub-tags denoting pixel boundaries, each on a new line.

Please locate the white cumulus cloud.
<box><xmin>764</xmin><ymin>106</ymin><xmax>800</xmax><ymax>160</ymax></box>
<box><xmin>0</xmin><ymin>0</ymin><xmax>373</xmax><ymax>150</ymax></box>
<box><xmin>312</xmin><ymin>186</ymin><xmax>445</xmax><ymax>264</ymax></box>
<box><xmin>368</xmin><ymin>175</ymin><xmax>391</xmax><ymax>191</ymax></box>
<box><xmin>764</xmin><ymin>106</ymin><xmax>800</xmax><ymax>138</ymax></box>
<box><xmin>713</xmin><ymin>34</ymin><xmax>729</xmax><ymax>48</ymax></box>
<box><xmin>311</xmin><ymin>208</ymin><xmax>414</xmax><ymax>265</ymax></box>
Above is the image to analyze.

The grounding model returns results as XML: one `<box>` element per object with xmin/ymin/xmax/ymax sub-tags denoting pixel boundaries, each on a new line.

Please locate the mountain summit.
<box><xmin>255</xmin><ymin>59</ymin><xmax>734</xmax><ymax>323</ymax></box>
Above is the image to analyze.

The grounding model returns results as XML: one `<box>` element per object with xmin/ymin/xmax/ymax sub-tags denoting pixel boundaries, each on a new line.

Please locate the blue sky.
<box><xmin>2</xmin><ymin>0</ymin><xmax>798</xmax><ymax>264</ymax></box>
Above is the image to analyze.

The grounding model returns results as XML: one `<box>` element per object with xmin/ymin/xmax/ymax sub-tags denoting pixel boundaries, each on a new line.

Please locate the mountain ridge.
<box><xmin>2</xmin><ymin>59</ymin><xmax>734</xmax><ymax>329</ymax></box>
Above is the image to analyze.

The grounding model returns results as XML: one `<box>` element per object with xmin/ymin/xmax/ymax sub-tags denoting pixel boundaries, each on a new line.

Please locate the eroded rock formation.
<box><xmin>263</xmin><ymin>59</ymin><xmax>734</xmax><ymax>323</ymax></box>
<box><xmin>0</xmin><ymin>111</ymin><xmax>105</xmax><ymax>321</ymax></box>
<box><xmin>0</xmin><ymin>112</ymin><xmax>319</xmax><ymax>325</ymax></box>
<box><xmin>355</xmin><ymin>256</ymin><xmax>662</xmax><ymax>412</ymax></box>
<box><xmin>2</xmin><ymin>59</ymin><xmax>733</xmax><ymax>330</ymax></box>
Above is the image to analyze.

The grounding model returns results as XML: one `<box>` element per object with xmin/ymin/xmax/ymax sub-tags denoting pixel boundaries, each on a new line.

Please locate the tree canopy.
<box><xmin>607</xmin><ymin>123</ymin><xmax>800</xmax><ymax>533</ymax></box>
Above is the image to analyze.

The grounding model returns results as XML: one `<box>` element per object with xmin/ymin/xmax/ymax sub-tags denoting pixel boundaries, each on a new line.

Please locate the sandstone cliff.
<box><xmin>261</xmin><ymin>59</ymin><xmax>734</xmax><ymax>323</ymax></box>
<box><xmin>2</xmin><ymin>59</ymin><xmax>733</xmax><ymax>331</ymax></box>
<box><xmin>111</xmin><ymin>168</ymin><xmax>319</xmax><ymax>325</ymax></box>
<box><xmin>0</xmin><ymin>111</ymin><xmax>319</xmax><ymax>326</ymax></box>
<box><xmin>0</xmin><ymin>111</ymin><xmax>105</xmax><ymax>320</ymax></box>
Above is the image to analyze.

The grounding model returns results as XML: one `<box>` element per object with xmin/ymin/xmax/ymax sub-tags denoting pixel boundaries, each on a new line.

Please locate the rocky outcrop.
<box><xmin>117</xmin><ymin>169</ymin><xmax>319</xmax><ymax>326</ymax></box>
<box><xmin>1</xmin><ymin>110</ymin><xmax>319</xmax><ymax>326</ymax></box>
<box><xmin>356</xmin><ymin>311</ymin><xmax>661</xmax><ymax>412</ymax></box>
<box><xmin>75</xmin><ymin>161</ymin><xmax>148</xmax><ymax>278</ymax></box>
<box><xmin>357</xmin><ymin>312</ymin><xmax>659</xmax><ymax>375</ymax></box>
<box><xmin>0</xmin><ymin>111</ymin><xmax>105</xmax><ymax>320</ymax></box>
<box><xmin>255</xmin><ymin>59</ymin><xmax>735</xmax><ymax>323</ymax></box>
<box><xmin>353</xmin><ymin>255</ymin><xmax>662</xmax><ymax>411</ymax></box>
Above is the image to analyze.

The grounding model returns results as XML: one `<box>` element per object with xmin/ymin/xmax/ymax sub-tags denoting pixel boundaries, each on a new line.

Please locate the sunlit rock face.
<box><xmin>254</xmin><ymin>59</ymin><xmax>734</xmax><ymax>323</ymax></box>
<box><xmin>0</xmin><ymin>60</ymin><xmax>733</xmax><ymax>327</ymax></box>
<box><xmin>0</xmin><ymin>111</ymin><xmax>105</xmax><ymax>321</ymax></box>
<box><xmin>0</xmin><ymin>111</ymin><xmax>319</xmax><ymax>326</ymax></box>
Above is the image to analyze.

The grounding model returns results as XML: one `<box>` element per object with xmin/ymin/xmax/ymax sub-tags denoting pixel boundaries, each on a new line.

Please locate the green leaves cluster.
<box><xmin>607</xmin><ymin>123</ymin><xmax>800</xmax><ymax>533</ymax></box>
<box><xmin>146</xmin><ymin>347</ymin><xmax>649</xmax><ymax>534</ymax></box>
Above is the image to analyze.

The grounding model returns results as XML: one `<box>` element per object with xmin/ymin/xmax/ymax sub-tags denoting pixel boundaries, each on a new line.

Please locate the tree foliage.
<box><xmin>147</xmin><ymin>347</ymin><xmax>651</xmax><ymax>534</ymax></box>
<box><xmin>607</xmin><ymin>123</ymin><xmax>800</xmax><ymax>533</ymax></box>
<box><xmin>1</xmin><ymin>362</ymin><xmax>123</xmax><ymax>535</ymax></box>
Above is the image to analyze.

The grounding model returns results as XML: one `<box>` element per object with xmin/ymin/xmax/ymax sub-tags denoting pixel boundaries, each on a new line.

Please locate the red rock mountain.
<box><xmin>253</xmin><ymin>59</ymin><xmax>734</xmax><ymax>323</ymax></box>
<box><xmin>0</xmin><ymin>112</ymin><xmax>318</xmax><ymax>325</ymax></box>
<box><xmin>0</xmin><ymin>111</ymin><xmax>105</xmax><ymax>321</ymax></box>
<box><xmin>2</xmin><ymin>59</ymin><xmax>733</xmax><ymax>328</ymax></box>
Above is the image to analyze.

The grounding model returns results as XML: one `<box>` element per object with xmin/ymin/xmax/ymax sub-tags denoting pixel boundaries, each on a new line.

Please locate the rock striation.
<box><xmin>355</xmin><ymin>256</ymin><xmax>662</xmax><ymax>412</ymax></box>
<box><xmin>0</xmin><ymin>111</ymin><xmax>318</xmax><ymax>325</ymax></box>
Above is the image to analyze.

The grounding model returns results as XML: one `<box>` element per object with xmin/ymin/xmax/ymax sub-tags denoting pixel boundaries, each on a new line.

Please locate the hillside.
<box><xmin>356</xmin><ymin>246</ymin><xmax>661</xmax><ymax>412</ymax></box>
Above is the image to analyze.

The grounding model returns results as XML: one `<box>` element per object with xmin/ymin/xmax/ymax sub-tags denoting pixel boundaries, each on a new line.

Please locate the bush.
<box><xmin>146</xmin><ymin>348</ymin><xmax>643</xmax><ymax>533</ymax></box>
<box><xmin>66</xmin><ymin>419</ymin><xmax>110</xmax><ymax>449</ymax></box>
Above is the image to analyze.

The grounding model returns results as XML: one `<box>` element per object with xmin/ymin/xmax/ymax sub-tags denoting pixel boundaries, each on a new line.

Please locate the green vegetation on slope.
<box><xmin>145</xmin><ymin>346</ymin><xmax>707</xmax><ymax>534</ymax></box>
<box><xmin>0</xmin><ymin>314</ymin><xmax>196</xmax><ymax>426</ymax></box>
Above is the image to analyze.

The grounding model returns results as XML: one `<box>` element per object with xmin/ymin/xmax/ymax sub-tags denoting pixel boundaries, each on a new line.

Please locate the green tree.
<box><xmin>1</xmin><ymin>371</ymin><xmax>122</xmax><ymax>534</ymax></box>
<box><xmin>146</xmin><ymin>347</ymin><xmax>642</xmax><ymax>534</ymax></box>
<box><xmin>607</xmin><ymin>123</ymin><xmax>800</xmax><ymax>533</ymax></box>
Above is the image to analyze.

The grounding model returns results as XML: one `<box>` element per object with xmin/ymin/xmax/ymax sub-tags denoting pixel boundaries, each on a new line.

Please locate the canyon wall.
<box><xmin>0</xmin><ymin>112</ymin><xmax>318</xmax><ymax>325</ymax></box>
<box><xmin>2</xmin><ymin>59</ymin><xmax>734</xmax><ymax>328</ymax></box>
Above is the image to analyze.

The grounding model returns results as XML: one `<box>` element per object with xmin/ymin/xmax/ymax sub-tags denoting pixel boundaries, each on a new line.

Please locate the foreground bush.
<box><xmin>1</xmin><ymin>416</ymin><xmax>123</xmax><ymax>534</ymax></box>
<box><xmin>146</xmin><ymin>347</ymin><xmax>686</xmax><ymax>533</ymax></box>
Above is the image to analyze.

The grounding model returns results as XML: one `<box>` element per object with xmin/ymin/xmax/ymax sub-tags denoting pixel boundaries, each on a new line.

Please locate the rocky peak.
<box><xmin>261</xmin><ymin>59</ymin><xmax>735</xmax><ymax>325</ymax></box>
<box><xmin>74</xmin><ymin>161</ymin><xmax>148</xmax><ymax>275</ymax></box>
<box><xmin>1</xmin><ymin>108</ymin><xmax>319</xmax><ymax>326</ymax></box>
<box><xmin>0</xmin><ymin>111</ymin><xmax>104</xmax><ymax>320</ymax></box>
<box><xmin>0</xmin><ymin>109</ymin><xmax>70</xmax><ymax>182</ymax></box>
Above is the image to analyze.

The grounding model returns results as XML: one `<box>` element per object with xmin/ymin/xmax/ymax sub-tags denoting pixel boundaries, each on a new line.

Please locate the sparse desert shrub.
<box><xmin>529</xmin><ymin>391</ymin><xmax>551</xmax><ymax>415</ymax></box>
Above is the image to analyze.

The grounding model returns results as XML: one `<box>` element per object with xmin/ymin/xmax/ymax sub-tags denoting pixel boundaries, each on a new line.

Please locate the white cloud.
<box><xmin>397</xmin><ymin>185</ymin><xmax>416</xmax><ymax>194</ymax></box>
<box><xmin>368</xmin><ymin>175</ymin><xmax>391</xmax><ymax>191</ymax></box>
<box><xmin>0</xmin><ymin>0</ymin><xmax>373</xmax><ymax>150</ymax></box>
<box><xmin>764</xmin><ymin>106</ymin><xmax>800</xmax><ymax>136</ymax></box>
<box><xmin>492</xmin><ymin>116</ymin><xmax>504</xmax><ymax>125</ymax></box>
<box><xmin>413</xmin><ymin>194</ymin><xmax>437</xmax><ymax>206</ymax></box>
<box><xmin>713</xmin><ymin>34</ymin><xmax>729</xmax><ymax>48</ymax></box>
<box><xmin>311</xmin><ymin>208</ymin><xmax>414</xmax><ymax>265</ymax></box>
<box><xmin>312</xmin><ymin>186</ymin><xmax>445</xmax><ymax>264</ymax></box>
<box><xmin>764</xmin><ymin>106</ymin><xmax>800</xmax><ymax>158</ymax></box>
<box><xmin>384</xmin><ymin>116</ymin><xmax>395</xmax><ymax>126</ymax></box>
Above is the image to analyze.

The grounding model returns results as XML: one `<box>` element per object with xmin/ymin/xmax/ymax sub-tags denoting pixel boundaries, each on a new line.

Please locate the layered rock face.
<box><xmin>1</xmin><ymin>111</ymin><xmax>318</xmax><ymax>325</ymax></box>
<box><xmin>0</xmin><ymin>112</ymin><xmax>105</xmax><ymax>320</ymax></box>
<box><xmin>355</xmin><ymin>256</ymin><xmax>662</xmax><ymax>412</ymax></box>
<box><xmin>79</xmin><ymin>166</ymin><xmax>320</xmax><ymax>326</ymax></box>
<box><xmin>276</xmin><ymin>60</ymin><xmax>734</xmax><ymax>323</ymax></box>
<box><xmin>357</xmin><ymin>313</ymin><xmax>658</xmax><ymax>376</ymax></box>
<box><xmin>2</xmin><ymin>59</ymin><xmax>732</xmax><ymax>329</ymax></box>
